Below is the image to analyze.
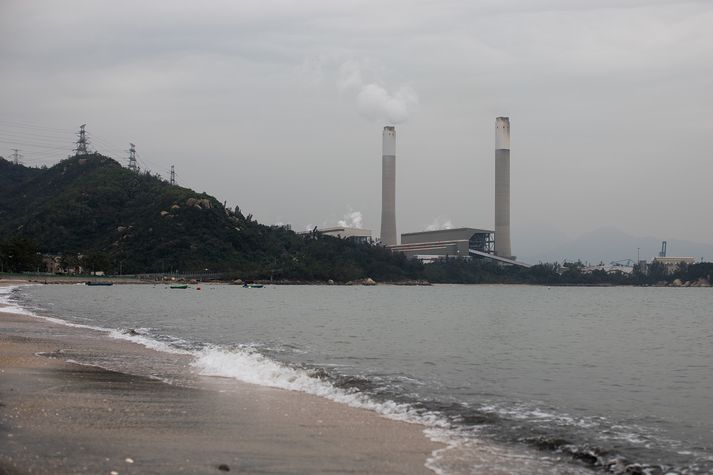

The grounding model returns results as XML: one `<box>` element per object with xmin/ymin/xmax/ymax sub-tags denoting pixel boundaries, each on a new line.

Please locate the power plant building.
<box><xmin>389</xmin><ymin>228</ymin><xmax>494</xmax><ymax>260</ymax></box>
<box><xmin>390</xmin><ymin>227</ymin><xmax>529</xmax><ymax>266</ymax></box>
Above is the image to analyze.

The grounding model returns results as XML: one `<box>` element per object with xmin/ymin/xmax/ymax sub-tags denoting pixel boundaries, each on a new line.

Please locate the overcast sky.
<box><xmin>1</xmin><ymin>0</ymin><xmax>712</xmax><ymax>256</ymax></box>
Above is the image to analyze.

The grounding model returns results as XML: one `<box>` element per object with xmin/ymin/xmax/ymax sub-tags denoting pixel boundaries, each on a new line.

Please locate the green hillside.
<box><xmin>0</xmin><ymin>154</ymin><xmax>421</xmax><ymax>280</ymax></box>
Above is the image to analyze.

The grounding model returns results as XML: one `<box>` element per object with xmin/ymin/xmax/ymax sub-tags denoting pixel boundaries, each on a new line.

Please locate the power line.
<box><xmin>0</xmin><ymin>119</ymin><xmax>74</xmax><ymax>134</ymax></box>
<box><xmin>25</xmin><ymin>144</ymin><xmax>70</xmax><ymax>154</ymax></box>
<box><xmin>7</xmin><ymin>149</ymin><xmax>72</xmax><ymax>166</ymax></box>
<box><xmin>0</xmin><ymin>128</ymin><xmax>71</xmax><ymax>141</ymax></box>
<box><xmin>135</xmin><ymin>151</ymin><xmax>161</xmax><ymax>171</ymax></box>
<box><xmin>0</xmin><ymin>139</ymin><xmax>70</xmax><ymax>151</ymax></box>
<box><xmin>0</xmin><ymin>120</ymin><xmax>144</xmax><ymax>160</ymax></box>
<box><xmin>0</xmin><ymin>122</ymin><xmax>77</xmax><ymax>163</ymax></box>
<box><xmin>89</xmin><ymin>133</ymin><xmax>125</xmax><ymax>156</ymax></box>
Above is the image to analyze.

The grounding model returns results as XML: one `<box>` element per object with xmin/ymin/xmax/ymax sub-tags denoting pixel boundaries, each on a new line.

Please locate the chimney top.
<box><xmin>495</xmin><ymin>117</ymin><xmax>510</xmax><ymax>150</ymax></box>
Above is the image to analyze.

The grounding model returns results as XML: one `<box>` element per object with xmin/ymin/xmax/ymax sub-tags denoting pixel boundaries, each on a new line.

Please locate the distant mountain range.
<box><xmin>516</xmin><ymin>226</ymin><xmax>713</xmax><ymax>265</ymax></box>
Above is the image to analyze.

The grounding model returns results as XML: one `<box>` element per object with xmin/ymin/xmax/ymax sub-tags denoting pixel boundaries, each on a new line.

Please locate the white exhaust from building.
<box><xmin>495</xmin><ymin>117</ymin><xmax>512</xmax><ymax>259</ymax></box>
<box><xmin>380</xmin><ymin>126</ymin><xmax>397</xmax><ymax>246</ymax></box>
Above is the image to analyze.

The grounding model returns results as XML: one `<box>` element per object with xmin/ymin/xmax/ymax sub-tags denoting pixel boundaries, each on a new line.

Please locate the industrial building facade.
<box><xmin>389</xmin><ymin>228</ymin><xmax>494</xmax><ymax>260</ymax></box>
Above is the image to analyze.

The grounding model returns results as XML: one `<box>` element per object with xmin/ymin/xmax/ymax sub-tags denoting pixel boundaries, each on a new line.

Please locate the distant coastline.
<box><xmin>3</xmin><ymin>273</ymin><xmax>710</xmax><ymax>288</ymax></box>
<box><xmin>3</xmin><ymin>156</ymin><xmax>711</xmax><ymax>288</ymax></box>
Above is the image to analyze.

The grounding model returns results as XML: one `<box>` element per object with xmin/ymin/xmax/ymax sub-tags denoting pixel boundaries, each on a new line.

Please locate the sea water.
<box><xmin>4</xmin><ymin>284</ymin><xmax>713</xmax><ymax>474</ymax></box>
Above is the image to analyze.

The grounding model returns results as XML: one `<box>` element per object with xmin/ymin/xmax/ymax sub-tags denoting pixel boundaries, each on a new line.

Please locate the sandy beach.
<box><xmin>0</xmin><ymin>282</ymin><xmax>441</xmax><ymax>474</ymax></box>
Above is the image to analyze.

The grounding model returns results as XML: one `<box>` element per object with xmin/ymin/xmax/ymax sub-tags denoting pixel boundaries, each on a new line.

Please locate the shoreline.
<box><xmin>0</xmin><ymin>284</ymin><xmax>442</xmax><ymax>474</ymax></box>
<box><xmin>3</xmin><ymin>274</ymin><xmax>710</xmax><ymax>288</ymax></box>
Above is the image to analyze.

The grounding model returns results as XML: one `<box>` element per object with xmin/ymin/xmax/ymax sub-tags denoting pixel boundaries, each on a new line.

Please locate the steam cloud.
<box><xmin>338</xmin><ymin>210</ymin><xmax>364</xmax><ymax>229</ymax></box>
<box><xmin>338</xmin><ymin>61</ymin><xmax>418</xmax><ymax>124</ymax></box>
<box><xmin>425</xmin><ymin>217</ymin><xmax>453</xmax><ymax>231</ymax></box>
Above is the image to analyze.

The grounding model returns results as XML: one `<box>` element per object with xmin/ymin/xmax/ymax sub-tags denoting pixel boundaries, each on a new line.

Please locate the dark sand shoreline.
<box><xmin>0</xmin><ymin>283</ymin><xmax>442</xmax><ymax>474</ymax></box>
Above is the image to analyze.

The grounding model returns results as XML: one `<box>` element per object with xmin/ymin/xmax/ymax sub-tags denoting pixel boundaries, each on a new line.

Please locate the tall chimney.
<box><xmin>380</xmin><ymin>126</ymin><xmax>397</xmax><ymax>246</ymax></box>
<box><xmin>494</xmin><ymin>117</ymin><xmax>512</xmax><ymax>259</ymax></box>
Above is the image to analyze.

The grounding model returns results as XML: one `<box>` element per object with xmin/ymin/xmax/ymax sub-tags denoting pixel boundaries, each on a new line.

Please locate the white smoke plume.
<box><xmin>425</xmin><ymin>217</ymin><xmax>453</xmax><ymax>231</ymax></box>
<box><xmin>338</xmin><ymin>60</ymin><xmax>418</xmax><ymax>124</ymax></box>
<box><xmin>337</xmin><ymin>210</ymin><xmax>364</xmax><ymax>229</ymax></box>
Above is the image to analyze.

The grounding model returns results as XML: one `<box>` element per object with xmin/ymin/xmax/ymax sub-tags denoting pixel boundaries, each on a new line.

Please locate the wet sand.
<box><xmin>0</xmin><ymin>286</ymin><xmax>441</xmax><ymax>474</ymax></box>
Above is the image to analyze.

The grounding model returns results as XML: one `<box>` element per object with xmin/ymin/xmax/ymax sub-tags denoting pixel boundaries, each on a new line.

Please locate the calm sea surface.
<box><xmin>9</xmin><ymin>284</ymin><xmax>713</xmax><ymax>474</ymax></box>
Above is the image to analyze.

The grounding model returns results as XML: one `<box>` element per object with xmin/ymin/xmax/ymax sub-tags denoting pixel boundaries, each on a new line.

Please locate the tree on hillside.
<box><xmin>0</xmin><ymin>237</ymin><xmax>42</xmax><ymax>273</ymax></box>
<box><xmin>80</xmin><ymin>252</ymin><xmax>111</xmax><ymax>275</ymax></box>
<box><xmin>60</xmin><ymin>254</ymin><xmax>81</xmax><ymax>274</ymax></box>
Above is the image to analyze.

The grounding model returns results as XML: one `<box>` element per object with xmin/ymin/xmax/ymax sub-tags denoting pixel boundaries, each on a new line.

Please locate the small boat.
<box><xmin>170</xmin><ymin>284</ymin><xmax>189</xmax><ymax>289</ymax></box>
<box><xmin>86</xmin><ymin>281</ymin><xmax>113</xmax><ymax>286</ymax></box>
<box><xmin>242</xmin><ymin>283</ymin><xmax>264</xmax><ymax>288</ymax></box>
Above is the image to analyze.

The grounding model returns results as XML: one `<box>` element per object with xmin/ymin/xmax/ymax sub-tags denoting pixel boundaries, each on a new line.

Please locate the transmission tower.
<box><xmin>128</xmin><ymin>143</ymin><xmax>138</xmax><ymax>172</ymax></box>
<box><xmin>170</xmin><ymin>165</ymin><xmax>175</xmax><ymax>185</ymax></box>
<box><xmin>11</xmin><ymin>148</ymin><xmax>23</xmax><ymax>165</ymax></box>
<box><xmin>74</xmin><ymin>124</ymin><xmax>90</xmax><ymax>155</ymax></box>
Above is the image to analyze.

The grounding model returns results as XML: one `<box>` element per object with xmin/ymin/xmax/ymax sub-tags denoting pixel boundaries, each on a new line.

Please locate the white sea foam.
<box><xmin>479</xmin><ymin>402</ymin><xmax>601</xmax><ymax>429</ymax></box>
<box><xmin>0</xmin><ymin>300</ymin><xmax>36</xmax><ymax>316</ymax></box>
<box><xmin>106</xmin><ymin>328</ymin><xmax>192</xmax><ymax>355</ymax></box>
<box><xmin>0</xmin><ymin>284</ymin><xmax>38</xmax><ymax>316</ymax></box>
<box><xmin>192</xmin><ymin>345</ymin><xmax>447</xmax><ymax>426</ymax></box>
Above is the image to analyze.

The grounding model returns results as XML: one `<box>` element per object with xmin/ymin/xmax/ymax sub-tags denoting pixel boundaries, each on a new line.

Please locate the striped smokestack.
<box><xmin>494</xmin><ymin>117</ymin><xmax>512</xmax><ymax>259</ymax></box>
<box><xmin>380</xmin><ymin>126</ymin><xmax>397</xmax><ymax>246</ymax></box>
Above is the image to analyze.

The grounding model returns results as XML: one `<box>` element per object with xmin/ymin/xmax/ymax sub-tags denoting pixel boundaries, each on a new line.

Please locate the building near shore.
<box><xmin>42</xmin><ymin>255</ymin><xmax>63</xmax><ymax>274</ymax></box>
<box><xmin>582</xmin><ymin>264</ymin><xmax>634</xmax><ymax>275</ymax></box>
<box><xmin>652</xmin><ymin>256</ymin><xmax>696</xmax><ymax>273</ymax></box>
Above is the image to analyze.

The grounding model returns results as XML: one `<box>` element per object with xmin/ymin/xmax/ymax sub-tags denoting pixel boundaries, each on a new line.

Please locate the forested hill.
<box><xmin>0</xmin><ymin>154</ymin><xmax>421</xmax><ymax>280</ymax></box>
